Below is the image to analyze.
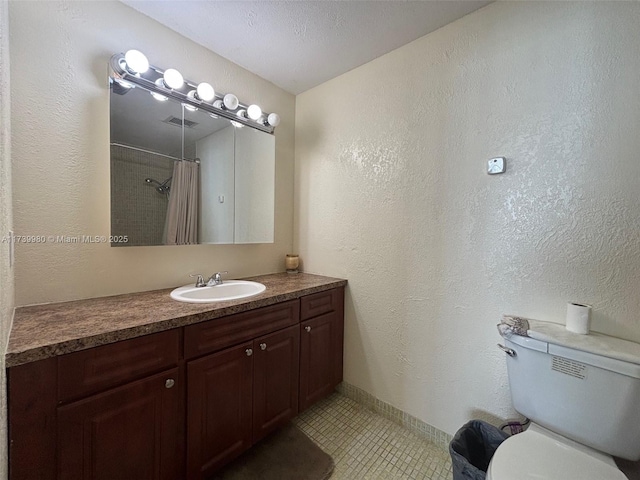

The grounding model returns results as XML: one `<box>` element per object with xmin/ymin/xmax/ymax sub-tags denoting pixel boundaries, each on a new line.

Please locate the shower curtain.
<box><xmin>164</xmin><ymin>160</ymin><xmax>199</xmax><ymax>245</ymax></box>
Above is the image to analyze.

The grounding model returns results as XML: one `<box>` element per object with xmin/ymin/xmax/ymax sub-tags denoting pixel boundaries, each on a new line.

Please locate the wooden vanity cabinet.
<box><xmin>57</xmin><ymin>368</ymin><xmax>182</xmax><ymax>480</ymax></box>
<box><xmin>8</xmin><ymin>357</ymin><xmax>58</xmax><ymax>480</ymax></box>
<box><xmin>299</xmin><ymin>288</ymin><xmax>345</xmax><ymax>412</ymax></box>
<box><xmin>8</xmin><ymin>329</ymin><xmax>182</xmax><ymax>480</ymax></box>
<box><xmin>186</xmin><ymin>341</ymin><xmax>254</xmax><ymax>479</ymax></box>
<box><xmin>185</xmin><ymin>301</ymin><xmax>301</xmax><ymax>479</ymax></box>
<box><xmin>8</xmin><ymin>286</ymin><xmax>345</xmax><ymax>480</ymax></box>
<box><xmin>252</xmin><ymin>324</ymin><xmax>300</xmax><ymax>443</ymax></box>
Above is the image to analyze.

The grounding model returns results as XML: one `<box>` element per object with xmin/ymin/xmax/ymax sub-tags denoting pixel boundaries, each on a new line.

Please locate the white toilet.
<box><xmin>488</xmin><ymin>332</ymin><xmax>640</xmax><ymax>480</ymax></box>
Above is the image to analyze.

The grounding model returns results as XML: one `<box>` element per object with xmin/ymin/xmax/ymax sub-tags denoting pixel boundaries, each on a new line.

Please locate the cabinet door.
<box><xmin>253</xmin><ymin>325</ymin><xmax>300</xmax><ymax>443</ymax></box>
<box><xmin>57</xmin><ymin>368</ymin><xmax>181</xmax><ymax>480</ymax></box>
<box><xmin>299</xmin><ymin>312</ymin><xmax>342</xmax><ymax>412</ymax></box>
<box><xmin>187</xmin><ymin>341</ymin><xmax>253</xmax><ymax>479</ymax></box>
<box><xmin>8</xmin><ymin>358</ymin><xmax>57</xmax><ymax>480</ymax></box>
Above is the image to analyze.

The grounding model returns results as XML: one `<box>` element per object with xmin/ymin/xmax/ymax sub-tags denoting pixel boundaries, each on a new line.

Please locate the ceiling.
<box><xmin>121</xmin><ymin>0</ymin><xmax>492</xmax><ymax>95</ymax></box>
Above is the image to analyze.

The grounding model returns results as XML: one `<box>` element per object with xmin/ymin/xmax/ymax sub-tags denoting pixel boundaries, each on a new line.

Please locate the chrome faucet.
<box><xmin>189</xmin><ymin>274</ymin><xmax>206</xmax><ymax>288</ymax></box>
<box><xmin>207</xmin><ymin>271</ymin><xmax>228</xmax><ymax>286</ymax></box>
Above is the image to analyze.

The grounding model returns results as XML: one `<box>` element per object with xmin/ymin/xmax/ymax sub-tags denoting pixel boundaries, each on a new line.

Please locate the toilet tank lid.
<box><xmin>507</xmin><ymin>334</ymin><xmax>640</xmax><ymax>379</ymax></box>
<box><xmin>525</xmin><ymin>319</ymin><xmax>640</xmax><ymax>366</ymax></box>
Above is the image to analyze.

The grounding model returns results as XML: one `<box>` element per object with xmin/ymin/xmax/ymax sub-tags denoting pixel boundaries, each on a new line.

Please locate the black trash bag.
<box><xmin>449</xmin><ymin>420</ymin><xmax>509</xmax><ymax>480</ymax></box>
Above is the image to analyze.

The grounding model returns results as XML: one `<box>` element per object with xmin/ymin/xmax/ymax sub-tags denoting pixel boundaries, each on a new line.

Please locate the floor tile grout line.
<box><xmin>294</xmin><ymin>392</ymin><xmax>452</xmax><ymax>480</ymax></box>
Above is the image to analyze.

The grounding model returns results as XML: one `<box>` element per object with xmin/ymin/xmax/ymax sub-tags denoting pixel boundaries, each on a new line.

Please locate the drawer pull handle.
<box><xmin>260</xmin><ymin>343</ymin><xmax>267</xmax><ymax>350</ymax></box>
<box><xmin>246</xmin><ymin>348</ymin><xmax>253</xmax><ymax>356</ymax></box>
<box><xmin>305</xmin><ymin>326</ymin><xmax>312</xmax><ymax>332</ymax></box>
<box><xmin>165</xmin><ymin>379</ymin><xmax>175</xmax><ymax>389</ymax></box>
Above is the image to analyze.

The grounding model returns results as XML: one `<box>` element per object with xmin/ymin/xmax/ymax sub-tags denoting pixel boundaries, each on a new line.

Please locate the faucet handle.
<box><xmin>189</xmin><ymin>274</ymin><xmax>206</xmax><ymax>288</ymax></box>
<box><xmin>207</xmin><ymin>271</ymin><xmax>228</xmax><ymax>286</ymax></box>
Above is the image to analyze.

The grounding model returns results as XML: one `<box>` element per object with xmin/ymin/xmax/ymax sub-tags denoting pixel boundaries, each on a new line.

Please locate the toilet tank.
<box><xmin>504</xmin><ymin>334</ymin><xmax>640</xmax><ymax>460</ymax></box>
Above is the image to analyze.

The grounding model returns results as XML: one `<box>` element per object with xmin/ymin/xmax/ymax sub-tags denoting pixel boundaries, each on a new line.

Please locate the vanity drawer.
<box><xmin>301</xmin><ymin>288</ymin><xmax>342</xmax><ymax>321</ymax></box>
<box><xmin>184</xmin><ymin>300</ymin><xmax>300</xmax><ymax>360</ymax></box>
<box><xmin>58</xmin><ymin>329</ymin><xmax>180</xmax><ymax>403</ymax></box>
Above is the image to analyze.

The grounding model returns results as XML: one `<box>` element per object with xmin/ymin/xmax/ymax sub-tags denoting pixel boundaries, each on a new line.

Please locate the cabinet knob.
<box><xmin>246</xmin><ymin>348</ymin><xmax>253</xmax><ymax>356</ymax></box>
<box><xmin>260</xmin><ymin>343</ymin><xmax>267</xmax><ymax>350</ymax></box>
<box><xmin>305</xmin><ymin>326</ymin><xmax>312</xmax><ymax>332</ymax></box>
<box><xmin>165</xmin><ymin>379</ymin><xmax>175</xmax><ymax>389</ymax></box>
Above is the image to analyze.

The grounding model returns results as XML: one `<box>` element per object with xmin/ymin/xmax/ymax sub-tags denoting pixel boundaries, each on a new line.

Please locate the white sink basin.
<box><xmin>170</xmin><ymin>280</ymin><xmax>266</xmax><ymax>303</ymax></box>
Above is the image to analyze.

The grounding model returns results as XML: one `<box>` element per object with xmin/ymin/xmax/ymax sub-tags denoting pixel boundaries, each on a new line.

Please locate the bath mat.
<box><xmin>210</xmin><ymin>424</ymin><xmax>334</xmax><ymax>480</ymax></box>
<box><xmin>615</xmin><ymin>457</ymin><xmax>640</xmax><ymax>480</ymax></box>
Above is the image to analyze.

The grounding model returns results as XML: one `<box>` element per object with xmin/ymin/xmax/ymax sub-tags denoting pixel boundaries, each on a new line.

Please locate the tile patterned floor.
<box><xmin>294</xmin><ymin>393</ymin><xmax>453</xmax><ymax>480</ymax></box>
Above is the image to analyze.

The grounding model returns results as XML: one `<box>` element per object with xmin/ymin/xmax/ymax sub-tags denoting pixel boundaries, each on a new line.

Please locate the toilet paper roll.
<box><xmin>565</xmin><ymin>302</ymin><xmax>591</xmax><ymax>335</ymax></box>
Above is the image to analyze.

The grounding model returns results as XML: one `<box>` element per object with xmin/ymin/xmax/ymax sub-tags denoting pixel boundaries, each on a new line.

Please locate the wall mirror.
<box><xmin>109</xmin><ymin>74</ymin><xmax>275</xmax><ymax>246</ymax></box>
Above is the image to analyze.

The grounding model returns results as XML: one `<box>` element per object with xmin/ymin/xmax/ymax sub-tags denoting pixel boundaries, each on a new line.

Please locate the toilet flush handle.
<box><xmin>497</xmin><ymin>344</ymin><xmax>516</xmax><ymax>357</ymax></box>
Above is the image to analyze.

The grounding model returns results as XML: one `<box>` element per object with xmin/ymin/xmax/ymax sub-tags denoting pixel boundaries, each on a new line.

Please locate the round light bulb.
<box><xmin>163</xmin><ymin>68</ymin><xmax>184</xmax><ymax>89</ymax></box>
<box><xmin>115</xmin><ymin>78</ymin><xmax>134</xmax><ymax>89</ymax></box>
<box><xmin>223</xmin><ymin>93</ymin><xmax>239</xmax><ymax>110</ymax></box>
<box><xmin>267</xmin><ymin>113</ymin><xmax>280</xmax><ymax>127</ymax></box>
<box><xmin>196</xmin><ymin>82</ymin><xmax>215</xmax><ymax>102</ymax></box>
<box><xmin>124</xmin><ymin>50</ymin><xmax>149</xmax><ymax>74</ymax></box>
<box><xmin>150</xmin><ymin>91</ymin><xmax>168</xmax><ymax>102</ymax></box>
<box><xmin>247</xmin><ymin>104</ymin><xmax>262</xmax><ymax>120</ymax></box>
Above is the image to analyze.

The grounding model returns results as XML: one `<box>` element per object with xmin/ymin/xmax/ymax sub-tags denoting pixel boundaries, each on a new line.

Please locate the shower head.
<box><xmin>144</xmin><ymin>177</ymin><xmax>171</xmax><ymax>195</ymax></box>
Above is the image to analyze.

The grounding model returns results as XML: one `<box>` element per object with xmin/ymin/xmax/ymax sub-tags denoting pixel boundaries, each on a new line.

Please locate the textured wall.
<box><xmin>0</xmin><ymin>1</ymin><xmax>13</xmax><ymax>476</ymax></box>
<box><xmin>10</xmin><ymin>0</ymin><xmax>295</xmax><ymax>305</ymax></box>
<box><xmin>295</xmin><ymin>2</ymin><xmax>640</xmax><ymax>436</ymax></box>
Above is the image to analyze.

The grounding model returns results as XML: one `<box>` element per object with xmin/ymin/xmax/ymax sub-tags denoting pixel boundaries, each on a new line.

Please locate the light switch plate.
<box><xmin>488</xmin><ymin>157</ymin><xmax>506</xmax><ymax>175</ymax></box>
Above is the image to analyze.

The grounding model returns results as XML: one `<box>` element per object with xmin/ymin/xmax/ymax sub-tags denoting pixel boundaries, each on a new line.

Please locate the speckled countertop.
<box><xmin>6</xmin><ymin>272</ymin><xmax>347</xmax><ymax>368</ymax></box>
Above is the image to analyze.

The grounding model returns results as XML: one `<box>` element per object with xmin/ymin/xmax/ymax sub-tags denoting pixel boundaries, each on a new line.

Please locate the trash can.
<box><xmin>449</xmin><ymin>420</ymin><xmax>509</xmax><ymax>480</ymax></box>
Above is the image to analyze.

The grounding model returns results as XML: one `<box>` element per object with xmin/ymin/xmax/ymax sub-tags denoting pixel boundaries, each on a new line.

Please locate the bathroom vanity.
<box><xmin>6</xmin><ymin>273</ymin><xmax>346</xmax><ymax>480</ymax></box>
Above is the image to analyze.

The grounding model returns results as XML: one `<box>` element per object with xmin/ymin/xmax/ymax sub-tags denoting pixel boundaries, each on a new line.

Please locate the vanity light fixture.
<box><xmin>196</xmin><ymin>82</ymin><xmax>215</xmax><ymax>102</ymax></box>
<box><xmin>183</xmin><ymin>102</ymin><xmax>198</xmax><ymax>112</ymax></box>
<box><xmin>266</xmin><ymin>113</ymin><xmax>280</xmax><ymax>127</ymax></box>
<box><xmin>123</xmin><ymin>49</ymin><xmax>149</xmax><ymax>74</ymax></box>
<box><xmin>163</xmin><ymin>68</ymin><xmax>184</xmax><ymax>90</ymax></box>
<box><xmin>223</xmin><ymin>93</ymin><xmax>239</xmax><ymax>110</ymax></box>
<box><xmin>114</xmin><ymin>78</ymin><xmax>135</xmax><ymax>90</ymax></box>
<box><xmin>247</xmin><ymin>104</ymin><xmax>262</xmax><ymax>121</ymax></box>
<box><xmin>150</xmin><ymin>92</ymin><xmax>168</xmax><ymax>102</ymax></box>
<box><xmin>238</xmin><ymin>105</ymin><xmax>263</xmax><ymax>121</ymax></box>
<box><xmin>213</xmin><ymin>94</ymin><xmax>240</xmax><ymax>111</ymax></box>
<box><xmin>185</xmin><ymin>91</ymin><xmax>200</xmax><ymax>111</ymax></box>
<box><xmin>109</xmin><ymin>50</ymin><xmax>279</xmax><ymax>133</ymax></box>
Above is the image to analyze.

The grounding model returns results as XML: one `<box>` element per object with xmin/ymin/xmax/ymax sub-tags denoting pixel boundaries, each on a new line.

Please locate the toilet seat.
<box><xmin>487</xmin><ymin>424</ymin><xmax>627</xmax><ymax>480</ymax></box>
